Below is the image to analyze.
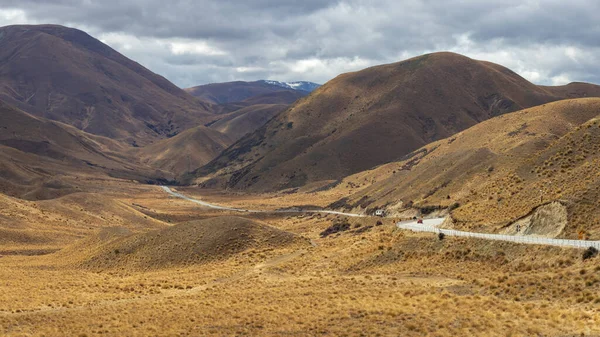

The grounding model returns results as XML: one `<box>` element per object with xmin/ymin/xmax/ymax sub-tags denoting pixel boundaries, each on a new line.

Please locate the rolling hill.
<box><xmin>325</xmin><ymin>98</ymin><xmax>600</xmax><ymax>239</ymax></box>
<box><xmin>134</xmin><ymin>101</ymin><xmax>293</xmax><ymax>176</ymax></box>
<box><xmin>0</xmin><ymin>24</ymin><xmax>214</xmax><ymax>146</ymax></box>
<box><xmin>135</xmin><ymin>125</ymin><xmax>233</xmax><ymax>177</ymax></box>
<box><xmin>193</xmin><ymin>52</ymin><xmax>600</xmax><ymax>191</ymax></box>
<box><xmin>208</xmin><ymin>103</ymin><xmax>289</xmax><ymax>142</ymax></box>
<box><xmin>73</xmin><ymin>216</ymin><xmax>305</xmax><ymax>270</ymax></box>
<box><xmin>0</xmin><ymin>99</ymin><xmax>170</xmax><ymax>199</ymax></box>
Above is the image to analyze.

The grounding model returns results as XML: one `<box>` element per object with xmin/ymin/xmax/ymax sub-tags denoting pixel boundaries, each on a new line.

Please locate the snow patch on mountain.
<box><xmin>259</xmin><ymin>80</ymin><xmax>321</xmax><ymax>92</ymax></box>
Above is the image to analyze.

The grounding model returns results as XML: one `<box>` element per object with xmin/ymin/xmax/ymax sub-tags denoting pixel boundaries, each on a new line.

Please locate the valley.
<box><xmin>2</xmin><ymin>22</ymin><xmax>600</xmax><ymax>337</ymax></box>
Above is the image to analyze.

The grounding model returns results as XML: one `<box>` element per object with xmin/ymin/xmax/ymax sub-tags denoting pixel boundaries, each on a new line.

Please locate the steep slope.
<box><xmin>0</xmin><ymin>24</ymin><xmax>213</xmax><ymax>145</ymax></box>
<box><xmin>0</xmin><ymin>100</ymin><xmax>167</xmax><ymax>199</ymax></box>
<box><xmin>136</xmin><ymin>125</ymin><xmax>233</xmax><ymax>177</ymax></box>
<box><xmin>329</xmin><ymin>98</ymin><xmax>600</xmax><ymax>239</ymax></box>
<box><xmin>196</xmin><ymin>52</ymin><xmax>600</xmax><ymax>191</ymax></box>
<box><xmin>135</xmin><ymin>102</ymin><xmax>292</xmax><ymax>176</ymax></box>
<box><xmin>209</xmin><ymin>103</ymin><xmax>289</xmax><ymax>142</ymax></box>
<box><xmin>185</xmin><ymin>81</ymin><xmax>306</xmax><ymax>143</ymax></box>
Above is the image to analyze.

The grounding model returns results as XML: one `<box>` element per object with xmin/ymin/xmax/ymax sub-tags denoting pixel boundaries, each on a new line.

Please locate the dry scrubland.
<box><xmin>2</xmin><ymin>185</ymin><xmax>600</xmax><ymax>336</ymax></box>
<box><xmin>324</xmin><ymin>98</ymin><xmax>600</xmax><ymax>239</ymax></box>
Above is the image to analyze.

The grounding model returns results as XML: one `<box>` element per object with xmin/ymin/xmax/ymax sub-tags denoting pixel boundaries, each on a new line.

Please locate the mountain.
<box><xmin>0</xmin><ymin>24</ymin><xmax>214</xmax><ymax>146</ymax></box>
<box><xmin>208</xmin><ymin>104</ymin><xmax>289</xmax><ymax>142</ymax></box>
<box><xmin>193</xmin><ymin>52</ymin><xmax>600</xmax><ymax>191</ymax></box>
<box><xmin>0</xmin><ymin>99</ymin><xmax>167</xmax><ymax>200</ymax></box>
<box><xmin>136</xmin><ymin>102</ymin><xmax>293</xmax><ymax>176</ymax></box>
<box><xmin>184</xmin><ymin>80</ymin><xmax>312</xmax><ymax>149</ymax></box>
<box><xmin>135</xmin><ymin>125</ymin><xmax>232</xmax><ymax>177</ymax></box>
<box><xmin>185</xmin><ymin>80</ymin><xmax>311</xmax><ymax>105</ymax></box>
<box><xmin>327</xmin><ymin>98</ymin><xmax>600</xmax><ymax>240</ymax></box>
<box><xmin>258</xmin><ymin>80</ymin><xmax>321</xmax><ymax>92</ymax></box>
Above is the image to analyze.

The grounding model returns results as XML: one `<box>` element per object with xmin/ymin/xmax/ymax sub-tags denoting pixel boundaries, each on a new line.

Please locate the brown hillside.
<box><xmin>209</xmin><ymin>104</ymin><xmax>289</xmax><ymax>141</ymax></box>
<box><xmin>240</xmin><ymin>90</ymin><xmax>306</xmax><ymax>105</ymax></box>
<box><xmin>0</xmin><ymin>191</ymin><xmax>167</xmax><ymax>249</ymax></box>
<box><xmin>136</xmin><ymin>125</ymin><xmax>233</xmax><ymax>176</ymax></box>
<box><xmin>0</xmin><ymin>24</ymin><xmax>214</xmax><ymax>145</ymax></box>
<box><xmin>0</xmin><ymin>100</ymin><xmax>169</xmax><ymax>199</ymax></box>
<box><xmin>186</xmin><ymin>81</ymin><xmax>307</xmax><ymax>104</ymax></box>
<box><xmin>134</xmin><ymin>103</ymin><xmax>288</xmax><ymax>176</ymax></box>
<box><xmin>75</xmin><ymin>216</ymin><xmax>304</xmax><ymax>270</ymax></box>
<box><xmin>540</xmin><ymin>82</ymin><xmax>600</xmax><ymax>98</ymax></box>
<box><xmin>330</xmin><ymin>98</ymin><xmax>600</xmax><ymax>239</ymax></box>
<box><xmin>195</xmin><ymin>52</ymin><xmax>600</xmax><ymax>191</ymax></box>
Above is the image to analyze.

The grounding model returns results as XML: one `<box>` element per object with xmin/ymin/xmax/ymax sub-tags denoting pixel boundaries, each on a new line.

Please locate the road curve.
<box><xmin>397</xmin><ymin>218</ymin><xmax>600</xmax><ymax>250</ymax></box>
<box><xmin>161</xmin><ymin>186</ymin><xmax>600</xmax><ymax>250</ymax></box>
<box><xmin>160</xmin><ymin>186</ymin><xmax>365</xmax><ymax>217</ymax></box>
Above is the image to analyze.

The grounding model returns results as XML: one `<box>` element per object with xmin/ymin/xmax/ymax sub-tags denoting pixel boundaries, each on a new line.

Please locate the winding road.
<box><xmin>161</xmin><ymin>186</ymin><xmax>600</xmax><ymax>250</ymax></box>
<box><xmin>160</xmin><ymin>186</ymin><xmax>365</xmax><ymax>217</ymax></box>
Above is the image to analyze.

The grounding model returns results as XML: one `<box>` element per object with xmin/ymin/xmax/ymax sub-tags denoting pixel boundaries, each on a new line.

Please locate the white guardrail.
<box><xmin>161</xmin><ymin>186</ymin><xmax>599</xmax><ymax>250</ymax></box>
<box><xmin>397</xmin><ymin>221</ymin><xmax>600</xmax><ymax>250</ymax></box>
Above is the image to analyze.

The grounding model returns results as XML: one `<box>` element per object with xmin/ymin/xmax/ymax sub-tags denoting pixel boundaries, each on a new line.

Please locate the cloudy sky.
<box><xmin>1</xmin><ymin>0</ymin><xmax>599</xmax><ymax>88</ymax></box>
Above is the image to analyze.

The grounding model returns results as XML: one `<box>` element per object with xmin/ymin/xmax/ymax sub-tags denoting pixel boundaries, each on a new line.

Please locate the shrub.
<box><xmin>448</xmin><ymin>203</ymin><xmax>460</xmax><ymax>211</ymax></box>
<box><xmin>376</xmin><ymin>221</ymin><xmax>383</xmax><ymax>226</ymax></box>
<box><xmin>319</xmin><ymin>222</ymin><xmax>351</xmax><ymax>238</ymax></box>
<box><xmin>583</xmin><ymin>247</ymin><xmax>598</xmax><ymax>260</ymax></box>
<box><xmin>438</xmin><ymin>232</ymin><xmax>445</xmax><ymax>241</ymax></box>
<box><xmin>420</xmin><ymin>205</ymin><xmax>441</xmax><ymax>215</ymax></box>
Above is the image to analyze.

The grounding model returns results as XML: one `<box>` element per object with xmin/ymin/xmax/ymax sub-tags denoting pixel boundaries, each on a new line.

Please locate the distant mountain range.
<box><xmin>258</xmin><ymin>80</ymin><xmax>321</xmax><ymax>93</ymax></box>
<box><xmin>185</xmin><ymin>80</ymin><xmax>320</xmax><ymax>105</ymax></box>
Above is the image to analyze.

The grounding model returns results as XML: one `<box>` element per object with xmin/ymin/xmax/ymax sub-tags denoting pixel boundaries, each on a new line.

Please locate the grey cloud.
<box><xmin>1</xmin><ymin>0</ymin><xmax>599</xmax><ymax>87</ymax></box>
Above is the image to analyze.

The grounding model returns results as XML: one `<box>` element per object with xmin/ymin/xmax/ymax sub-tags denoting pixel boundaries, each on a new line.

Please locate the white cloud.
<box><xmin>169</xmin><ymin>40</ymin><xmax>227</xmax><ymax>56</ymax></box>
<box><xmin>0</xmin><ymin>8</ymin><xmax>30</xmax><ymax>25</ymax></box>
<box><xmin>551</xmin><ymin>74</ymin><xmax>572</xmax><ymax>85</ymax></box>
<box><xmin>235</xmin><ymin>66</ymin><xmax>265</xmax><ymax>73</ymax></box>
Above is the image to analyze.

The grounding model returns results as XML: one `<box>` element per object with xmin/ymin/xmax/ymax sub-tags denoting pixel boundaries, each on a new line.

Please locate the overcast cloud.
<box><xmin>1</xmin><ymin>0</ymin><xmax>599</xmax><ymax>88</ymax></box>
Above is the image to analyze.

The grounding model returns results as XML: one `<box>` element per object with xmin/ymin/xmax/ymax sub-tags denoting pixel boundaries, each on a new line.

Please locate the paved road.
<box><xmin>160</xmin><ymin>186</ymin><xmax>365</xmax><ymax>217</ymax></box>
<box><xmin>397</xmin><ymin>218</ymin><xmax>600</xmax><ymax>250</ymax></box>
<box><xmin>161</xmin><ymin>186</ymin><xmax>600</xmax><ymax>250</ymax></box>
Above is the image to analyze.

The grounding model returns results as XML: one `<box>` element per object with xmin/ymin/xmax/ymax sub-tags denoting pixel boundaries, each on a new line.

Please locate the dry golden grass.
<box><xmin>2</xmin><ymin>184</ymin><xmax>600</xmax><ymax>336</ymax></box>
<box><xmin>320</xmin><ymin>98</ymin><xmax>600</xmax><ymax>238</ymax></box>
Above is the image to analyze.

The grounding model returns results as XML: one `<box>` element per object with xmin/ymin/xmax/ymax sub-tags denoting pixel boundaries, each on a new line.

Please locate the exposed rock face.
<box><xmin>507</xmin><ymin>202</ymin><xmax>568</xmax><ymax>238</ymax></box>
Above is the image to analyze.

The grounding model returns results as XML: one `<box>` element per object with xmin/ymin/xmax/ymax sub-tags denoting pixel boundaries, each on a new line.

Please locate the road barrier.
<box><xmin>397</xmin><ymin>222</ymin><xmax>600</xmax><ymax>250</ymax></box>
